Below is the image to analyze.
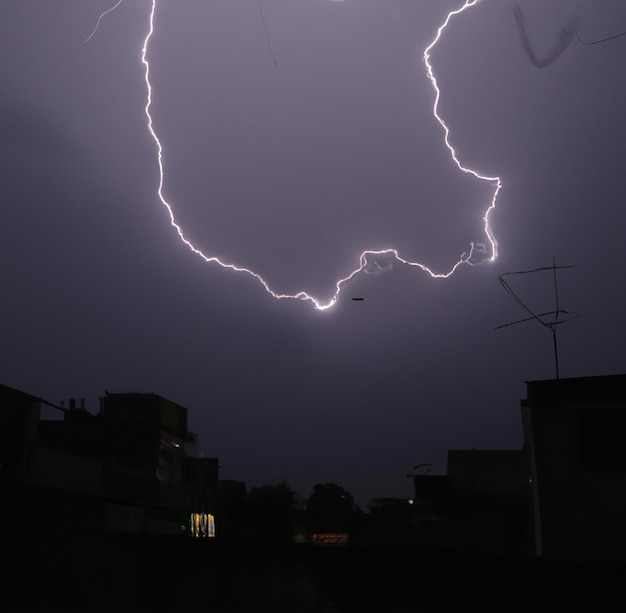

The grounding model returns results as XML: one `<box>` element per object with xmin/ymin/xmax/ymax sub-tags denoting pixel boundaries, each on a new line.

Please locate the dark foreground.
<box><xmin>3</xmin><ymin>534</ymin><xmax>626</xmax><ymax>612</ymax></box>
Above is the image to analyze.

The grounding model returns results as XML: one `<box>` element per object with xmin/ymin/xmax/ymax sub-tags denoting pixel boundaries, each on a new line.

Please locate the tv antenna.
<box><xmin>496</xmin><ymin>258</ymin><xmax>579</xmax><ymax>379</ymax></box>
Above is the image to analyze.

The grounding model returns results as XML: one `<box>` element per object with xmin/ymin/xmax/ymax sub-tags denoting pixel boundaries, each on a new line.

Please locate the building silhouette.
<box><xmin>3</xmin><ymin>374</ymin><xmax>626</xmax><ymax>560</ymax></box>
<box><xmin>426</xmin><ymin>374</ymin><xmax>626</xmax><ymax>560</ymax></box>
<box><xmin>522</xmin><ymin>374</ymin><xmax>626</xmax><ymax>561</ymax></box>
<box><xmin>444</xmin><ymin>448</ymin><xmax>533</xmax><ymax>556</ymax></box>
<box><xmin>4</xmin><ymin>377</ymin><xmax>626</xmax><ymax>611</ymax></box>
<box><xmin>0</xmin><ymin>384</ymin><xmax>218</xmax><ymax>538</ymax></box>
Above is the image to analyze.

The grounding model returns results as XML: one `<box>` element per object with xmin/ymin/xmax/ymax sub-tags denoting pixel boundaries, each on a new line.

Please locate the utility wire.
<box><xmin>496</xmin><ymin>261</ymin><xmax>578</xmax><ymax>379</ymax></box>
<box><xmin>577</xmin><ymin>29</ymin><xmax>626</xmax><ymax>46</ymax></box>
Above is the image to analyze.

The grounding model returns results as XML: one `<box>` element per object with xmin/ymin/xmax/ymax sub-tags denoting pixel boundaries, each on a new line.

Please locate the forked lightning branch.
<box><xmin>93</xmin><ymin>0</ymin><xmax>501</xmax><ymax>310</ymax></box>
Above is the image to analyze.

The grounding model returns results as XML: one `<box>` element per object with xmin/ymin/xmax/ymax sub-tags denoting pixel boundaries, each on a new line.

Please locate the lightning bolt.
<box><xmin>424</xmin><ymin>0</ymin><xmax>500</xmax><ymax>262</ymax></box>
<box><xmin>118</xmin><ymin>0</ymin><xmax>501</xmax><ymax>310</ymax></box>
<box><xmin>84</xmin><ymin>0</ymin><xmax>125</xmax><ymax>43</ymax></box>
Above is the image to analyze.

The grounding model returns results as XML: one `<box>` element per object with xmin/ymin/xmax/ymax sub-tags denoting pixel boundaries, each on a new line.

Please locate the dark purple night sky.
<box><xmin>2</xmin><ymin>0</ymin><xmax>626</xmax><ymax>504</ymax></box>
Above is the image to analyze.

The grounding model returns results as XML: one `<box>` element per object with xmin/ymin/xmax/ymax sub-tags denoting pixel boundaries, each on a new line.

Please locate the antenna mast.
<box><xmin>496</xmin><ymin>258</ymin><xmax>579</xmax><ymax>379</ymax></box>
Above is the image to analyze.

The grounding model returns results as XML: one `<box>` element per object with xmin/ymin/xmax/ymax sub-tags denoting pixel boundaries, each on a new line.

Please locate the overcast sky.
<box><xmin>2</xmin><ymin>0</ymin><xmax>626</xmax><ymax>505</ymax></box>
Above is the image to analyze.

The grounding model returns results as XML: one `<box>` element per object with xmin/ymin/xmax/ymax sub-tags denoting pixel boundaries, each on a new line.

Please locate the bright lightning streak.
<box><xmin>137</xmin><ymin>0</ymin><xmax>501</xmax><ymax>311</ymax></box>
<box><xmin>84</xmin><ymin>0</ymin><xmax>125</xmax><ymax>43</ymax></box>
<box><xmin>424</xmin><ymin>0</ymin><xmax>500</xmax><ymax>262</ymax></box>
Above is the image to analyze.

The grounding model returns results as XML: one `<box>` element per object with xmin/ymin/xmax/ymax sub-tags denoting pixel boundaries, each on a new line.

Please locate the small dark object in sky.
<box><xmin>352</xmin><ymin>297</ymin><xmax>364</xmax><ymax>301</ymax></box>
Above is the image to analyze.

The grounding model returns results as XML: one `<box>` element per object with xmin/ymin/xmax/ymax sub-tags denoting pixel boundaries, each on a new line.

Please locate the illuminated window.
<box><xmin>190</xmin><ymin>512</ymin><xmax>215</xmax><ymax>538</ymax></box>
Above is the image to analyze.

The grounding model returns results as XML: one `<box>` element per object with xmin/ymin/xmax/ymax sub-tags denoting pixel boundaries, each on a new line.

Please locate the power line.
<box><xmin>496</xmin><ymin>259</ymin><xmax>579</xmax><ymax>379</ymax></box>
